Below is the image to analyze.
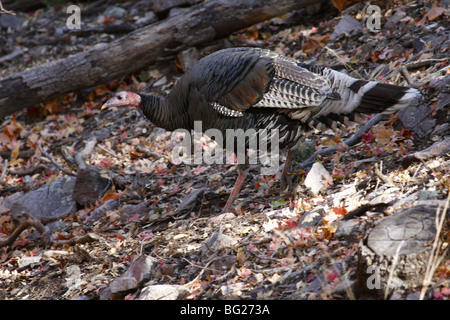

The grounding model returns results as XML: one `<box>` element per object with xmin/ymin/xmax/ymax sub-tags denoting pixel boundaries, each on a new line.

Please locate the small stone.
<box><xmin>104</xmin><ymin>7</ymin><xmax>127</xmax><ymax>19</ymax></box>
<box><xmin>298</xmin><ymin>208</ymin><xmax>324</xmax><ymax>228</ymax></box>
<box><xmin>135</xmin><ymin>12</ymin><xmax>158</xmax><ymax>26</ymax></box>
<box><xmin>72</xmin><ymin>168</ymin><xmax>111</xmax><ymax>206</ymax></box>
<box><xmin>18</xmin><ymin>256</ymin><xmax>42</xmax><ymax>269</ymax></box>
<box><xmin>330</xmin><ymin>16</ymin><xmax>363</xmax><ymax>41</ymax></box>
<box><xmin>334</xmin><ymin>219</ymin><xmax>360</xmax><ymax>241</ymax></box>
<box><xmin>110</xmin><ymin>255</ymin><xmax>156</xmax><ymax>293</ymax></box>
<box><xmin>0</xmin><ymin>14</ymin><xmax>23</xmax><ymax>29</ymax></box>
<box><xmin>120</xmin><ymin>203</ymin><xmax>148</xmax><ymax>223</ymax></box>
<box><xmin>177</xmin><ymin>47</ymin><xmax>199</xmax><ymax>71</ymax></box>
<box><xmin>139</xmin><ymin>284</ymin><xmax>189</xmax><ymax>300</ymax></box>
<box><xmin>304</xmin><ymin>162</ymin><xmax>332</xmax><ymax>195</ymax></box>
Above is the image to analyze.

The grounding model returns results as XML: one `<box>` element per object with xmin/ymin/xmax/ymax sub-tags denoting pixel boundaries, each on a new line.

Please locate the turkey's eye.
<box><xmin>117</xmin><ymin>95</ymin><xmax>123</xmax><ymax>100</ymax></box>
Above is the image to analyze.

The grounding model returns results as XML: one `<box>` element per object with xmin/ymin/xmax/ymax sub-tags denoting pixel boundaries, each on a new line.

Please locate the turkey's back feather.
<box><xmin>187</xmin><ymin>47</ymin><xmax>273</xmax><ymax>113</ymax></box>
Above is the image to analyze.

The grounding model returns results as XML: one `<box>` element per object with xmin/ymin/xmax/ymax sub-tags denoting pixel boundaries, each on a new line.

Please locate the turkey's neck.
<box><xmin>141</xmin><ymin>93</ymin><xmax>190</xmax><ymax>131</ymax></box>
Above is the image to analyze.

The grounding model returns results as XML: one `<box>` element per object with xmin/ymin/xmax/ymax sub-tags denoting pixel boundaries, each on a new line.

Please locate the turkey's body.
<box><xmin>141</xmin><ymin>47</ymin><xmax>419</xmax><ymax>152</ymax></box>
<box><xmin>104</xmin><ymin>47</ymin><xmax>420</xmax><ymax>212</ymax></box>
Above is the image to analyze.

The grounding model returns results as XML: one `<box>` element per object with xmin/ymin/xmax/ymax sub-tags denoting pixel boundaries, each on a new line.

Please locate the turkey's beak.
<box><xmin>101</xmin><ymin>101</ymin><xmax>110</xmax><ymax>110</ymax></box>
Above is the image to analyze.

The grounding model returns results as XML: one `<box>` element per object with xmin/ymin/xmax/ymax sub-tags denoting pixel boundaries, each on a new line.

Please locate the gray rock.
<box><xmin>139</xmin><ymin>284</ymin><xmax>189</xmax><ymax>300</ymax></box>
<box><xmin>398</xmin><ymin>103</ymin><xmax>436</xmax><ymax>139</ymax></box>
<box><xmin>10</xmin><ymin>177</ymin><xmax>77</xmax><ymax>225</ymax></box>
<box><xmin>110</xmin><ymin>255</ymin><xmax>156</xmax><ymax>293</ymax></box>
<box><xmin>177</xmin><ymin>47</ymin><xmax>199</xmax><ymax>71</ymax></box>
<box><xmin>104</xmin><ymin>6</ymin><xmax>127</xmax><ymax>18</ymax></box>
<box><xmin>18</xmin><ymin>256</ymin><xmax>42</xmax><ymax>269</ymax></box>
<box><xmin>334</xmin><ymin>219</ymin><xmax>360</xmax><ymax>241</ymax></box>
<box><xmin>72</xmin><ymin>168</ymin><xmax>111</xmax><ymax>207</ymax></box>
<box><xmin>88</xmin><ymin>128</ymin><xmax>111</xmax><ymax>141</ymax></box>
<box><xmin>298</xmin><ymin>207</ymin><xmax>324</xmax><ymax>228</ymax></box>
<box><xmin>120</xmin><ymin>202</ymin><xmax>148</xmax><ymax>223</ymax></box>
<box><xmin>384</xmin><ymin>10</ymin><xmax>406</xmax><ymax>31</ymax></box>
<box><xmin>0</xmin><ymin>192</ymin><xmax>23</xmax><ymax>214</ymax></box>
<box><xmin>135</xmin><ymin>12</ymin><xmax>158</xmax><ymax>26</ymax></box>
<box><xmin>330</xmin><ymin>16</ymin><xmax>363</xmax><ymax>41</ymax></box>
<box><xmin>367</xmin><ymin>205</ymin><xmax>437</xmax><ymax>256</ymax></box>
<box><xmin>0</xmin><ymin>49</ymin><xmax>24</xmax><ymax>64</ymax></box>
<box><xmin>304</xmin><ymin>162</ymin><xmax>332</xmax><ymax>195</ymax></box>
<box><xmin>0</xmin><ymin>13</ymin><xmax>23</xmax><ymax>29</ymax></box>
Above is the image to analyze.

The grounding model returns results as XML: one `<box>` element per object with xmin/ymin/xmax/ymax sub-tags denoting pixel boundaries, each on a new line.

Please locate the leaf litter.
<box><xmin>0</xmin><ymin>0</ymin><xmax>449</xmax><ymax>300</ymax></box>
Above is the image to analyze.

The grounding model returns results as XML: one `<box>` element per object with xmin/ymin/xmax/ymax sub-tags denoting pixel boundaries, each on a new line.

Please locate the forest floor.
<box><xmin>0</xmin><ymin>0</ymin><xmax>449</xmax><ymax>300</ymax></box>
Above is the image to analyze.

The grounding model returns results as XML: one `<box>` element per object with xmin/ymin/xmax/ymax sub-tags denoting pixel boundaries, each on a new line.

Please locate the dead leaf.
<box><xmin>302</xmin><ymin>34</ymin><xmax>330</xmax><ymax>54</ymax></box>
<box><xmin>417</xmin><ymin>2</ymin><xmax>446</xmax><ymax>26</ymax></box>
<box><xmin>330</xmin><ymin>0</ymin><xmax>362</xmax><ymax>12</ymax></box>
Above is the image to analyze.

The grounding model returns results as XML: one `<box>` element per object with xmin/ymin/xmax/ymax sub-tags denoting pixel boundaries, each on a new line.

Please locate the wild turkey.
<box><xmin>102</xmin><ymin>47</ymin><xmax>420</xmax><ymax>212</ymax></box>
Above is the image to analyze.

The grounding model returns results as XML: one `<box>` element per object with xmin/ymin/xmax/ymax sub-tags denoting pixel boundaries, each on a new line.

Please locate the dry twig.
<box><xmin>38</xmin><ymin>143</ymin><xmax>75</xmax><ymax>176</ymax></box>
<box><xmin>0</xmin><ymin>213</ymin><xmax>50</xmax><ymax>248</ymax></box>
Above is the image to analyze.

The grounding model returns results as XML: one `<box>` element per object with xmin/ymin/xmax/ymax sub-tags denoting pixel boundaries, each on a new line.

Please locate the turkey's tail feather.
<box><xmin>351</xmin><ymin>81</ymin><xmax>420</xmax><ymax>114</ymax></box>
<box><xmin>299</xmin><ymin>64</ymin><xmax>421</xmax><ymax>119</ymax></box>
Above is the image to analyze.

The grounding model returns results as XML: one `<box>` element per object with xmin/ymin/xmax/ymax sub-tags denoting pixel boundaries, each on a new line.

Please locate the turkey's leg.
<box><xmin>280</xmin><ymin>149</ymin><xmax>293</xmax><ymax>191</ymax></box>
<box><xmin>223</xmin><ymin>164</ymin><xmax>248</xmax><ymax>213</ymax></box>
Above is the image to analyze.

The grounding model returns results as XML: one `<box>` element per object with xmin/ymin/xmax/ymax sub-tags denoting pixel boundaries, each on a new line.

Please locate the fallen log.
<box><xmin>3</xmin><ymin>0</ymin><xmax>43</xmax><ymax>12</ymax></box>
<box><xmin>0</xmin><ymin>0</ymin><xmax>324</xmax><ymax>118</ymax></box>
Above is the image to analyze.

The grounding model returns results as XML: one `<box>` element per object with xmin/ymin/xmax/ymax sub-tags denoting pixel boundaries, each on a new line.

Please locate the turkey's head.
<box><xmin>101</xmin><ymin>91</ymin><xmax>141</xmax><ymax>110</ymax></box>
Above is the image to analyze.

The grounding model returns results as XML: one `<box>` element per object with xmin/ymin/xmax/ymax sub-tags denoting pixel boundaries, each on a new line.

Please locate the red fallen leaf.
<box><xmin>441</xmin><ymin>287</ymin><xmax>450</xmax><ymax>296</ymax></box>
<box><xmin>120</xmin><ymin>132</ymin><xmax>128</xmax><ymax>141</ymax></box>
<box><xmin>102</xmin><ymin>16</ymin><xmax>115</xmax><ymax>25</ymax></box>
<box><xmin>84</xmin><ymin>102</ymin><xmax>96</xmax><ymax>110</ymax></box>
<box><xmin>3</xmin><ymin>124</ymin><xmax>17</xmax><ymax>139</ymax></box>
<box><xmin>400</xmin><ymin>128</ymin><xmax>414</xmax><ymax>139</ymax></box>
<box><xmin>3</xmin><ymin>117</ymin><xmax>23</xmax><ymax>139</ymax></box>
<box><xmin>326</xmin><ymin>269</ymin><xmax>339</xmax><ymax>283</ymax></box>
<box><xmin>302</xmin><ymin>34</ymin><xmax>330</xmax><ymax>54</ymax></box>
<box><xmin>160</xmin><ymin>263</ymin><xmax>175</xmax><ymax>276</ymax></box>
<box><xmin>429</xmin><ymin>101</ymin><xmax>438</xmax><ymax>115</ymax></box>
<box><xmin>330</xmin><ymin>0</ymin><xmax>362</xmax><ymax>11</ymax></box>
<box><xmin>138</xmin><ymin>232</ymin><xmax>153</xmax><ymax>239</ymax></box>
<box><xmin>100</xmin><ymin>158</ymin><xmax>112</xmax><ymax>168</ymax></box>
<box><xmin>333</xmin><ymin>206</ymin><xmax>347</xmax><ymax>216</ymax></box>
<box><xmin>0</xmin><ymin>221</ymin><xmax>12</xmax><ymax>235</ymax></box>
<box><xmin>237</xmin><ymin>267</ymin><xmax>252</xmax><ymax>279</ymax></box>
<box><xmin>124</xmin><ymin>293</ymin><xmax>137</xmax><ymax>300</ymax></box>
<box><xmin>10</xmin><ymin>143</ymin><xmax>21</xmax><ymax>163</ymax></box>
<box><xmin>101</xmin><ymin>191</ymin><xmax>125</xmax><ymax>204</ymax></box>
<box><xmin>43</xmin><ymin>99</ymin><xmax>64</xmax><ymax>114</ymax></box>
<box><xmin>130</xmin><ymin>138</ymin><xmax>140</xmax><ymax>146</ymax></box>
<box><xmin>247</xmin><ymin>25</ymin><xmax>259</xmax><ymax>40</ymax></box>
<box><xmin>434</xmin><ymin>292</ymin><xmax>444</xmax><ymax>300</ymax></box>
<box><xmin>276</xmin><ymin>216</ymin><xmax>299</xmax><ymax>230</ymax></box>
<box><xmin>15</xmin><ymin>238</ymin><xmax>31</xmax><ymax>247</ymax></box>
<box><xmin>362</xmin><ymin>131</ymin><xmax>373</xmax><ymax>144</ymax></box>
<box><xmin>157</xmin><ymin>179</ymin><xmax>165</xmax><ymax>186</ymax></box>
<box><xmin>129</xmin><ymin>151</ymin><xmax>141</xmax><ymax>159</ymax></box>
